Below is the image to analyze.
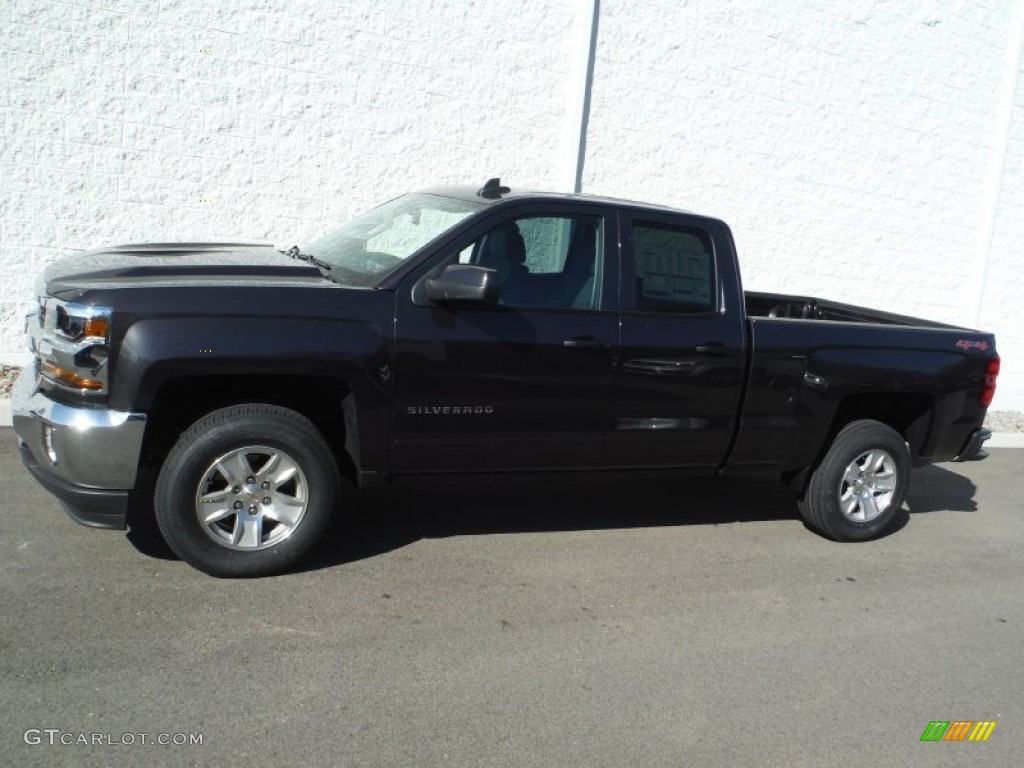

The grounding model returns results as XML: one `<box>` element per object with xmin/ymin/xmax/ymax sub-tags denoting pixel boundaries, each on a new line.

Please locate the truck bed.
<box><xmin>730</xmin><ymin>293</ymin><xmax>996</xmax><ymax>473</ymax></box>
<box><xmin>745</xmin><ymin>291</ymin><xmax>964</xmax><ymax>329</ymax></box>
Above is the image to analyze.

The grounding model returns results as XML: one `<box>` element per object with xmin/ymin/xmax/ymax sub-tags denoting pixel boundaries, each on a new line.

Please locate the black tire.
<box><xmin>155</xmin><ymin>404</ymin><xmax>341</xmax><ymax>577</ymax></box>
<box><xmin>797</xmin><ymin>419</ymin><xmax>910</xmax><ymax>541</ymax></box>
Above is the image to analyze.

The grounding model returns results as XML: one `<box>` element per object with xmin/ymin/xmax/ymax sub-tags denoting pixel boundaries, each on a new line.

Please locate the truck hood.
<box><xmin>43</xmin><ymin>242</ymin><xmax>327</xmax><ymax>293</ymax></box>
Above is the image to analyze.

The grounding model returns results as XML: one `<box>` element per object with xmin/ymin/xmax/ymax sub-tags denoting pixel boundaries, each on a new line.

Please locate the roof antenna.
<box><xmin>477</xmin><ymin>177</ymin><xmax>510</xmax><ymax>199</ymax></box>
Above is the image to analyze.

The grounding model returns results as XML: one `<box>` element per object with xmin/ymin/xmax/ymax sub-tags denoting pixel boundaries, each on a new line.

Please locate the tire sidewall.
<box><xmin>811</xmin><ymin>421</ymin><xmax>910</xmax><ymax>541</ymax></box>
<box><xmin>156</xmin><ymin>410</ymin><xmax>338</xmax><ymax>577</ymax></box>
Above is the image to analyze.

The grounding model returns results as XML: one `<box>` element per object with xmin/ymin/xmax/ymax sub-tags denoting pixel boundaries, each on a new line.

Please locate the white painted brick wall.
<box><xmin>584</xmin><ymin>0</ymin><xmax>1024</xmax><ymax>409</ymax></box>
<box><xmin>1</xmin><ymin>0</ymin><xmax>577</xmax><ymax>356</ymax></box>
<box><xmin>980</xmin><ymin>34</ymin><xmax>1024</xmax><ymax>410</ymax></box>
<box><xmin>2</xmin><ymin>0</ymin><xmax>1023</xmax><ymax>410</ymax></box>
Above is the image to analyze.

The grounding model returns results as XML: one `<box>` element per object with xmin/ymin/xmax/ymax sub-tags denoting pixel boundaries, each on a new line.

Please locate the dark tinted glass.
<box><xmin>632</xmin><ymin>222</ymin><xmax>714</xmax><ymax>313</ymax></box>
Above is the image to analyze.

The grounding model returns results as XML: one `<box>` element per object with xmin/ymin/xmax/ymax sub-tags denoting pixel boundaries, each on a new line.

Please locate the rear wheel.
<box><xmin>155</xmin><ymin>404</ymin><xmax>341</xmax><ymax>577</ymax></box>
<box><xmin>798</xmin><ymin>419</ymin><xmax>909</xmax><ymax>541</ymax></box>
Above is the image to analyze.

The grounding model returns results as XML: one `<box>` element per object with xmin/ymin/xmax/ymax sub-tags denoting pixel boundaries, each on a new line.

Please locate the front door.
<box><xmin>390</xmin><ymin>205</ymin><xmax>619</xmax><ymax>474</ymax></box>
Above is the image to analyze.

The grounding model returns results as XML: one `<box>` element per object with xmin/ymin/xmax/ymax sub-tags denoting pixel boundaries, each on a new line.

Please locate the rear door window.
<box><xmin>631</xmin><ymin>222</ymin><xmax>715</xmax><ymax>314</ymax></box>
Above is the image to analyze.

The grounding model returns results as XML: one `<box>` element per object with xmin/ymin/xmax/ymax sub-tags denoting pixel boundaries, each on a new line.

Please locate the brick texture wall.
<box><xmin>980</xmin><ymin>34</ymin><xmax>1024</xmax><ymax>410</ymax></box>
<box><xmin>583</xmin><ymin>0</ymin><xmax>1024</xmax><ymax>409</ymax></box>
<box><xmin>2</xmin><ymin>0</ymin><xmax>1023</xmax><ymax>409</ymax></box>
<box><xmin>0</xmin><ymin>0</ymin><xmax>577</xmax><ymax>355</ymax></box>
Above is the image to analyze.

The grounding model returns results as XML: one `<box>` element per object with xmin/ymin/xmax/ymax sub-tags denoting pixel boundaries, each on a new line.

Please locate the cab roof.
<box><xmin>418</xmin><ymin>180</ymin><xmax>695</xmax><ymax>217</ymax></box>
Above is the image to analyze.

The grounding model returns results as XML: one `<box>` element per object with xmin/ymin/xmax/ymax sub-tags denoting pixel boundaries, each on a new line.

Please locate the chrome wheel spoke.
<box><xmin>264</xmin><ymin>495</ymin><xmax>304</xmax><ymax>527</ymax></box>
<box><xmin>864</xmin><ymin>450</ymin><xmax>883</xmax><ymax>473</ymax></box>
<box><xmin>860</xmin><ymin>492</ymin><xmax>879</xmax><ymax>520</ymax></box>
<box><xmin>215</xmin><ymin>451</ymin><xmax>251</xmax><ymax>487</ymax></box>
<box><xmin>233</xmin><ymin>514</ymin><xmax>263</xmax><ymax>548</ymax></box>
<box><xmin>198</xmin><ymin>489</ymin><xmax>234</xmax><ymax>523</ymax></box>
<box><xmin>257</xmin><ymin>451</ymin><xmax>281</xmax><ymax>478</ymax></box>
<box><xmin>843</xmin><ymin>465</ymin><xmax>861</xmax><ymax>486</ymax></box>
<box><xmin>202</xmin><ymin>506</ymin><xmax>235</xmax><ymax>525</ymax></box>
<box><xmin>199</xmin><ymin>488</ymin><xmax>230</xmax><ymax>503</ymax></box>
<box><xmin>840</xmin><ymin>489</ymin><xmax>858</xmax><ymax>517</ymax></box>
<box><xmin>270</xmin><ymin>455</ymin><xmax>300</xmax><ymax>487</ymax></box>
<box><xmin>875</xmin><ymin>471</ymin><xmax>896</xmax><ymax>492</ymax></box>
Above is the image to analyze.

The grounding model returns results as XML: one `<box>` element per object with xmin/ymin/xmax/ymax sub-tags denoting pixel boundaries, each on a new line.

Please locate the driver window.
<box><xmin>459</xmin><ymin>215</ymin><xmax>603</xmax><ymax>310</ymax></box>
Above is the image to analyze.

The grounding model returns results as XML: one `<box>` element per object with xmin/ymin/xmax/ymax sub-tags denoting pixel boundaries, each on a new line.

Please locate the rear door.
<box><xmin>606</xmin><ymin>211</ymin><xmax>746</xmax><ymax>469</ymax></box>
<box><xmin>390</xmin><ymin>202</ymin><xmax>620</xmax><ymax>474</ymax></box>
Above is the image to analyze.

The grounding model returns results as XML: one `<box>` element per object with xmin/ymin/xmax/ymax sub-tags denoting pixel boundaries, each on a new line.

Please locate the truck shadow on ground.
<box><xmin>302</xmin><ymin>473</ymin><xmax>799</xmax><ymax>571</ymax></box>
<box><xmin>295</xmin><ymin>463</ymin><xmax>979</xmax><ymax>573</ymax></box>
<box><xmin>904</xmin><ymin>463</ymin><xmax>979</xmax><ymax>514</ymax></box>
<box><xmin>126</xmin><ymin>464</ymin><xmax>979</xmax><ymax>569</ymax></box>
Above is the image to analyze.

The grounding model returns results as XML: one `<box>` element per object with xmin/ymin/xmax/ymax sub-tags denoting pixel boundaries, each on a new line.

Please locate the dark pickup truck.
<box><xmin>13</xmin><ymin>178</ymin><xmax>1000</xmax><ymax>576</ymax></box>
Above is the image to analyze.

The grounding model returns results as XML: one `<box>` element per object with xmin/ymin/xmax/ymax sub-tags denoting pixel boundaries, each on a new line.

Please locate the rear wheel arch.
<box><xmin>828</xmin><ymin>392</ymin><xmax>934</xmax><ymax>457</ymax></box>
<box><xmin>786</xmin><ymin>391</ymin><xmax>934</xmax><ymax>496</ymax></box>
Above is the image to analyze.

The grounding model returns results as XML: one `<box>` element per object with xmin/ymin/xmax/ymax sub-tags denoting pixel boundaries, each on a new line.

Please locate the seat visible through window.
<box><xmin>467</xmin><ymin>215</ymin><xmax>603</xmax><ymax>310</ymax></box>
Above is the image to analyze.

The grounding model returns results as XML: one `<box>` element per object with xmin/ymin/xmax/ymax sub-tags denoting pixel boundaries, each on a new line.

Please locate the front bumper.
<box><xmin>12</xmin><ymin>368</ymin><xmax>147</xmax><ymax>529</ymax></box>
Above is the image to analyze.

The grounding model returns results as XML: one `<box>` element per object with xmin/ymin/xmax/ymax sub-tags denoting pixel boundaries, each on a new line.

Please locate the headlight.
<box><xmin>55</xmin><ymin>304</ymin><xmax>111</xmax><ymax>341</ymax></box>
<box><xmin>34</xmin><ymin>301</ymin><xmax>113</xmax><ymax>394</ymax></box>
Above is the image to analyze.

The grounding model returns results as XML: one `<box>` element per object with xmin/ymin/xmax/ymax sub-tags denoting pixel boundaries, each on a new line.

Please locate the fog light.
<box><xmin>43</xmin><ymin>425</ymin><xmax>57</xmax><ymax>464</ymax></box>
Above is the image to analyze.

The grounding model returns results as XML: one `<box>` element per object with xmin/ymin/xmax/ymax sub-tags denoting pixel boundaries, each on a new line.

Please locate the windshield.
<box><xmin>302</xmin><ymin>193</ymin><xmax>484</xmax><ymax>286</ymax></box>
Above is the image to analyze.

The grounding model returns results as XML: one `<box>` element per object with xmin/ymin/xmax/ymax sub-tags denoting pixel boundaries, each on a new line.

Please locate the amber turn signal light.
<box><xmin>82</xmin><ymin>316</ymin><xmax>110</xmax><ymax>339</ymax></box>
<box><xmin>41</xmin><ymin>362</ymin><xmax>104</xmax><ymax>390</ymax></box>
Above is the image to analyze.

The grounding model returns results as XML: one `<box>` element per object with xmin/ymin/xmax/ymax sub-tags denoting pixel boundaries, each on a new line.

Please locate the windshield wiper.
<box><xmin>279</xmin><ymin>245</ymin><xmax>332</xmax><ymax>271</ymax></box>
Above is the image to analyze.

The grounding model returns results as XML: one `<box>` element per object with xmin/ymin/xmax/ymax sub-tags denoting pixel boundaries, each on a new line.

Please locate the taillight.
<box><xmin>981</xmin><ymin>355</ymin><xmax>1000</xmax><ymax>407</ymax></box>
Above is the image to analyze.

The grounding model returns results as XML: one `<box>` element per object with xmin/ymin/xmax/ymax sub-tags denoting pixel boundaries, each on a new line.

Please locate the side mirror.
<box><xmin>425</xmin><ymin>265</ymin><xmax>501</xmax><ymax>305</ymax></box>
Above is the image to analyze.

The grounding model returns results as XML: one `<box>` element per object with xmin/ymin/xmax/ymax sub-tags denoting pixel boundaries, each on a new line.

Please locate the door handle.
<box><xmin>563</xmin><ymin>337</ymin><xmax>612</xmax><ymax>351</ymax></box>
<box><xmin>694</xmin><ymin>343</ymin><xmax>735</xmax><ymax>356</ymax></box>
<box><xmin>623</xmin><ymin>358</ymin><xmax>696</xmax><ymax>375</ymax></box>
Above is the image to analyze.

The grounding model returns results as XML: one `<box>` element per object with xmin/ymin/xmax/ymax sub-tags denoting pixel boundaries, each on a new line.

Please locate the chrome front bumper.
<box><xmin>12</xmin><ymin>368</ymin><xmax>147</xmax><ymax>528</ymax></box>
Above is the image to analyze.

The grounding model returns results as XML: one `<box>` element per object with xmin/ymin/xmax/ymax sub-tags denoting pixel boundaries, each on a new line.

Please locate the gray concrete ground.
<box><xmin>1</xmin><ymin>428</ymin><xmax>1021</xmax><ymax>767</ymax></box>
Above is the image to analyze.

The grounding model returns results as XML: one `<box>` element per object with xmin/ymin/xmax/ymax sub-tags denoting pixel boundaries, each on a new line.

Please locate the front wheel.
<box><xmin>155</xmin><ymin>404</ymin><xmax>341</xmax><ymax>577</ymax></box>
<box><xmin>797</xmin><ymin>419</ymin><xmax>910</xmax><ymax>541</ymax></box>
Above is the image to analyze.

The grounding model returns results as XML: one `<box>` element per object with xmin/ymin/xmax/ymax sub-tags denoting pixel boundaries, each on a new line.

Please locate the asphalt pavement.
<box><xmin>1</xmin><ymin>428</ymin><xmax>1021</xmax><ymax>767</ymax></box>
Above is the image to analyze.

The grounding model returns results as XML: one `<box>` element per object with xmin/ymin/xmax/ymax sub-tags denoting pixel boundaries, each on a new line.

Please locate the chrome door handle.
<box><xmin>623</xmin><ymin>358</ymin><xmax>696</xmax><ymax>375</ymax></box>
<box><xmin>563</xmin><ymin>337</ymin><xmax>612</xmax><ymax>351</ymax></box>
<box><xmin>694</xmin><ymin>343</ymin><xmax>735</xmax><ymax>356</ymax></box>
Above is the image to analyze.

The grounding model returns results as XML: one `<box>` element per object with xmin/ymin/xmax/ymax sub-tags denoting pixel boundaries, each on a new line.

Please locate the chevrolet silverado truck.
<box><xmin>13</xmin><ymin>178</ymin><xmax>1000</xmax><ymax>577</ymax></box>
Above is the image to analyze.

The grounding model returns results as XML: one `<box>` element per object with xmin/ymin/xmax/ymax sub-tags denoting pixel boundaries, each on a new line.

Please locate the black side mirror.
<box><xmin>425</xmin><ymin>265</ymin><xmax>501</xmax><ymax>305</ymax></box>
